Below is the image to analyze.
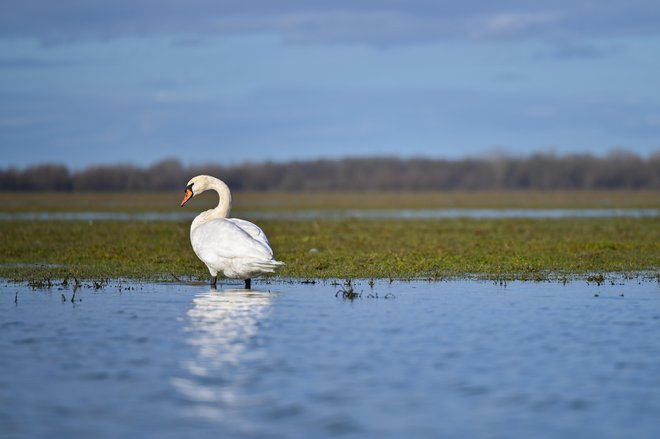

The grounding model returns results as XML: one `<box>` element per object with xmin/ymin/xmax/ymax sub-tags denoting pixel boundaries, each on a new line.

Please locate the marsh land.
<box><xmin>0</xmin><ymin>190</ymin><xmax>658</xmax><ymax>283</ymax></box>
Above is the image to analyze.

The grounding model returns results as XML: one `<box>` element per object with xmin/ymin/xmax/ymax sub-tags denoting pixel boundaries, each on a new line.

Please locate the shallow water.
<box><xmin>1</xmin><ymin>279</ymin><xmax>659</xmax><ymax>439</ymax></box>
<box><xmin>0</xmin><ymin>208</ymin><xmax>658</xmax><ymax>222</ymax></box>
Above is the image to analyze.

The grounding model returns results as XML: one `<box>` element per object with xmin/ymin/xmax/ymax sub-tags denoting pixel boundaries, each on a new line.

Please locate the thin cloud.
<box><xmin>535</xmin><ymin>42</ymin><xmax>623</xmax><ymax>60</ymax></box>
<box><xmin>473</xmin><ymin>11</ymin><xmax>561</xmax><ymax>38</ymax></box>
<box><xmin>1</xmin><ymin>1</ymin><xmax>660</xmax><ymax>46</ymax></box>
<box><xmin>0</xmin><ymin>57</ymin><xmax>70</xmax><ymax>69</ymax></box>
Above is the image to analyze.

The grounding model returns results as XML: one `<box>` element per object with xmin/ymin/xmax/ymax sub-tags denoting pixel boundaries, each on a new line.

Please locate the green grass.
<box><xmin>1</xmin><ymin>190</ymin><xmax>658</xmax><ymax>284</ymax></box>
<box><xmin>1</xmin><ymin>218</ymin><xmax>658</xmax><ymax>283</ymax></box>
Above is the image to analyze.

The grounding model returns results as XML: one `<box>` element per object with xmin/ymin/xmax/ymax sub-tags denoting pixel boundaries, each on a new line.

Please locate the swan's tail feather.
<box><xmin>248</xmin><ymin>259</ymin><xmax>286</xmax><ymax>273</ymax></box>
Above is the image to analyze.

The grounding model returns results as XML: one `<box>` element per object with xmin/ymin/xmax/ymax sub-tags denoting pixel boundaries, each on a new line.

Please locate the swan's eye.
<box><xmin>185</xmin><ymin>183</ymin><xmax>194</xmax><ymax>194</ymax></box>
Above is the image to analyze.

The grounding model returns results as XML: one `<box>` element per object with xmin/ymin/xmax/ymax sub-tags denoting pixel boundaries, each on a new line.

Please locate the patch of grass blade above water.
<box><xmin>0</xmin><ymin>218</ymin><xmax>658</xmax><ymax>283</ymax></box>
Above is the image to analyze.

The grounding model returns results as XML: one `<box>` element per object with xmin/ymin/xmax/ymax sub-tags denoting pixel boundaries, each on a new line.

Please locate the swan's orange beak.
<box><xmin>181</xmin><ymin>189</ymin><xmax>193</xmax><ymax>207</ymax></box>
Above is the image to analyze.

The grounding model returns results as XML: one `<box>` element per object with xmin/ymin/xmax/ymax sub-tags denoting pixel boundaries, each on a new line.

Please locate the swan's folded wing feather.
<box><xmin>192</xmin><ymin>219</ymin><xmax>273</xmax><ymax>263</ymax></box>
<box><xmin>226</xmin><ymin>218</ymin><xmax>272</xmax><ymax>251</ymax></box>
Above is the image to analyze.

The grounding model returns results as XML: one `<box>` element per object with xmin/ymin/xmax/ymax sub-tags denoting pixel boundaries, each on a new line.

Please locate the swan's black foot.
<box><xmin>210</xmin><ymin>276</ymin><xmax>217</xmax><ymax>289</ymax></box>
<box><xmin>244</xmin><ymin>278</ymin><xmax>251</xmax><ymax>289</ymax></box>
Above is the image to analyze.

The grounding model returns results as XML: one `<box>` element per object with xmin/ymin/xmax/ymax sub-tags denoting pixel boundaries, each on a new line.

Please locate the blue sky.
<box><xmin>1</xmin><ymin>1</ymin><xmax>660</xmax><ymax>167</ymax></box>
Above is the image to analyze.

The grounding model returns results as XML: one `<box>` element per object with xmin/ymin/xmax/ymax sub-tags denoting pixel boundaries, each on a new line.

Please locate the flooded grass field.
<box><xmin>2</xmin><ymin>279</ymin><xmax>659</xmax><ymax>439</ymax></box>
<box><xmin>1</xmin><ymin>190</ymin><xmax>658</xmax><ymax>281</ymax></box>
<box><xmin>1</xmin><ymin>190</ymin><xmax>658</xmax><ymax>437</ymax></box>
<box><xmin>2</xmin><ymin>218</ymin><xmax>658</xmax><ymax>281</ymax></box>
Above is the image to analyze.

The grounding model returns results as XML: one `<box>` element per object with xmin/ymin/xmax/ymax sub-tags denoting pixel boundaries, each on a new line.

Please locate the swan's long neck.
<box><xmin>208</xmin><ymin>178</ymin><xmax>232</xmax><ymax>219</ymax></box>
<box><xmin>191</xmin><ymin>178</ymin><xmax>232</xmax><ymax>231</ymax></box>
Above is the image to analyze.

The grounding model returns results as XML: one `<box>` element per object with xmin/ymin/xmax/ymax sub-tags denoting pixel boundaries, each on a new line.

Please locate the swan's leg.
<box><xmin>210</xmin><ymin>276</ymin><xmax>217</xmax><ymax>289</ymax></box>
<box><xmin>245</xmin><ymin>278</ymin><xmax>251</xmax><ymax>289</ymax></box>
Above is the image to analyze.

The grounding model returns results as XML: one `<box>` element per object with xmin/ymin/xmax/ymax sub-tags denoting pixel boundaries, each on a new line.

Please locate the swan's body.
<box><xmin>181</xmin><ymin>175</ymin><xmax>284</xmax><ymax>289</ymax></box>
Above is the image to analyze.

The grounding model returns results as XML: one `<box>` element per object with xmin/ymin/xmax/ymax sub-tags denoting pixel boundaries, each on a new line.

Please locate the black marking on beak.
<box><xmin>181</xmin><ymin>183</ymin><xmax>194</xmax><ymax>207</ymax></box>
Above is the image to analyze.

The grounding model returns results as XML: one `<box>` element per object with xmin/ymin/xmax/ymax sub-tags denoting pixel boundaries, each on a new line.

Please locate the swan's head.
<box><xmin>181</xmin><ymin>175</ymin><xmax>213</xmax><ymax>207</ymax></box>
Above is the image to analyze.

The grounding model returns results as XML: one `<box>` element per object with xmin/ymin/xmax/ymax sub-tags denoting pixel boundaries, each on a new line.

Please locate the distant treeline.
<box><xmin>2</xmin><ymin>152</ymin><xmax>659</xmax><ymax>191</ymax></box>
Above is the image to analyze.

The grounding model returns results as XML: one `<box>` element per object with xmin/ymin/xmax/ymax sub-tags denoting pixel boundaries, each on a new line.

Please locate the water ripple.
<box><xmin>1</xmin><ymin>280</ymin><xmax>659</xmax><ymax>438</ymax></box>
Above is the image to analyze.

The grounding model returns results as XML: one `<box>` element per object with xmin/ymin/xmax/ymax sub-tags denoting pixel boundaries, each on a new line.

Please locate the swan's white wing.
<box><xmin>192</xmin><ymin>219</ymin><xmax>273</xmax><ymax>267</ymax></box>
<box><xmin>226</xmin><ymin>218</ymin><xmax>271</xmax><ymax>251</ymax></box>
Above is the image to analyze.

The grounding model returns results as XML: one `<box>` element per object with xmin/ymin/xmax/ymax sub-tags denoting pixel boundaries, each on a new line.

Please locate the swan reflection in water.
<box><xmin>172</xmin><ymin>288</ymin><xmax>275</xmax><ymax>422</ymax></box>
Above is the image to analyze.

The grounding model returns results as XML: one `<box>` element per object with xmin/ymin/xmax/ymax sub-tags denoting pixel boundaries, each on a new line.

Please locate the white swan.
<box><xmin>180</xmin><ymin>175</ymin><xmax>285</xmax><ymax>289</ymax></box>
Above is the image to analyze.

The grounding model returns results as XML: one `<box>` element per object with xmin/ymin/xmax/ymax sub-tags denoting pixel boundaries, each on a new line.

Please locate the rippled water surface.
<box><xmin>1</xmin><ymin>280</ymin><xmax>659</xmax><ymax>439</ymax></box>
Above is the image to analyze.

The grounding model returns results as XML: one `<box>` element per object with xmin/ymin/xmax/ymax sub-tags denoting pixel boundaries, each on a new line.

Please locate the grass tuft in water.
<box><xmin>587</xmin><ymin>274</ymin><xmax>606</xmax><ymax>286</ymax></box>
<box><xmin>335</xmin><ymin>279</ymin><xmax>361</xmax><ymax>301</ymax></box>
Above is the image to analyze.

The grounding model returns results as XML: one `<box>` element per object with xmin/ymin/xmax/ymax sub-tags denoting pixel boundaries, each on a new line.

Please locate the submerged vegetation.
<box><xmin>1</xmin><ymin>217</ymin><xmax>658</xmax><ymax>283</ymax></box>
